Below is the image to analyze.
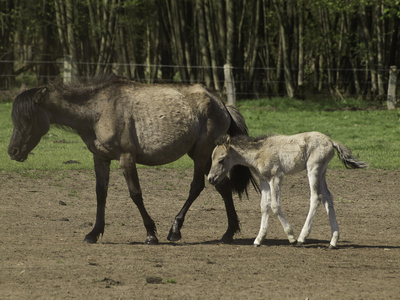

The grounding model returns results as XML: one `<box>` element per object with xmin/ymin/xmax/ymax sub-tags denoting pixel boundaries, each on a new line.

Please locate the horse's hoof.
<box><xmin>219</xmin><ymin>235</ymin><xmax>234</xmax><ymax>244</ymax></box>
<box><xmin>83</xmin><ymin>236</ymin><xmax>98</xmax><ymax>244</ymax></box>
<box><xmin>167</xmin><ymin>228</ymin><xmax>181</xmax><ymax>241</ymax></box>
<box><xmin>145</xmin><ymin>236</ymin><xmax>159</xmax><ymax>245</ymax></box>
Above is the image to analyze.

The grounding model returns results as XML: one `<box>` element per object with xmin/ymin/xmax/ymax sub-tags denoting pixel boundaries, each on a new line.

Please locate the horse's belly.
<box><xmin>133</xmin><ymin>110</ymin><xmax>198</xmax><ymax>166</ymax></box>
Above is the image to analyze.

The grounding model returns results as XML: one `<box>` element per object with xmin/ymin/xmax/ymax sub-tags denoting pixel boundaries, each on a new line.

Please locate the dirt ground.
<box><xmin>1</xmin><ymin>167</ymin><xmax>399</xmax><ymax>299</ymax></box>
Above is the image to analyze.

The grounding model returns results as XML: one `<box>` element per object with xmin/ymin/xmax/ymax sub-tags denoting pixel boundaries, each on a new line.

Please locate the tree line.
<box><xmin>1</xmin><ymin>0</ymin><xmax>399</xmax><ymax>100</ymax></box>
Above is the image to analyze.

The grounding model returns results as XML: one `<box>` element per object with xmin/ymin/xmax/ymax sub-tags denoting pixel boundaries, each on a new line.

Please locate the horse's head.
<box><xmin>208</xmin><ymin>136</ymin><xmax>233</xmax><ymax>185</ymax></box>
<box><xmin>8</xmin><ymin>87</ymin><xmax>50</xmax><ymax>162</ymax></box>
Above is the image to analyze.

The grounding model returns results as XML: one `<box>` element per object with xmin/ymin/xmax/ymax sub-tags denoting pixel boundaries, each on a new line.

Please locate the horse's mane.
<box><xmin>11</xmin><ymin>87</ymin><xmax>42</xmax><ymax>125</ymax></box>
<box><xmin>48</xmin><ymin>75</ymin><xmax>135</xmax><ymax>103</ymax></box>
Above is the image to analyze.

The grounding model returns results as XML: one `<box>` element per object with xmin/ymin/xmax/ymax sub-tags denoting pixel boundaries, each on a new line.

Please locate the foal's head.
<box><xmin>8</xmin><ymin>87</ymin><xmax>50</xmax><ymax>162</ymax></box>
<box><xmin>208</xmin><ymin>136</ymin><xmax>233</xmax><ymax>185</ymax></box>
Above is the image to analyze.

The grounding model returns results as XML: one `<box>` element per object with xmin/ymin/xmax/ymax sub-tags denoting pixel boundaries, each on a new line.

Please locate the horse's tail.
<box><xmin>332</xmin><ymin>141</ymin><xmax>368</xmax><ymax>169</ymax></box>
<box><xmin>225</xmin><ymin>105</ymin><xmax>261</xmax><ymax>198</ymax></box>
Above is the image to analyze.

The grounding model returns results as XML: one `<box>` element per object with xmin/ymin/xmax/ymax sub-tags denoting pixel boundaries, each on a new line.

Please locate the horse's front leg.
<box><xmin>84</xmin><ymin>156</ymin><xmax>111</xmax><ymax>243</ymax></box>
<box><xmin>120</xmin><ymin>153</ymin><xmax>158</xmax><ymax>245</ymax></box>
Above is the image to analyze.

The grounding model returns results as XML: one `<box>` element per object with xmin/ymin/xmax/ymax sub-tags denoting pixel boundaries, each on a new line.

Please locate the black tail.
<box><xmin>332</xmin><ymin>141</ymin><xmax>368</xmax><ymax>169</ymax></box>
<box><xmin>225</xmin><ymin>105</ymin><xmax>260</xmax><ymax>198</ymax></box>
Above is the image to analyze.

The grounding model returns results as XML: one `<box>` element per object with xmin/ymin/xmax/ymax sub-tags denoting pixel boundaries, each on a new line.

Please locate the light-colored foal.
<box><xmin>208</xmin><ymin>132</ymin><xmax>367</xmax><ymax>248</ymax></box>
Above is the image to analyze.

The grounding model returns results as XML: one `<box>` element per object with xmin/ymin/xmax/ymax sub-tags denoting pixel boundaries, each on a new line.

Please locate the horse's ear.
<box><xmin>34</xmin><ymin>87</ymin><xmax>47</xmax><ymax>103</ymax></box>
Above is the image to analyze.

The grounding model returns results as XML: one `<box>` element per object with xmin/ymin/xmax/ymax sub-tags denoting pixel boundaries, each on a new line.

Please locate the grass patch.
<box><xmin>0</xmin><ymin>97</ymin><xmax>398</xmax><ymax>171</ymax></box>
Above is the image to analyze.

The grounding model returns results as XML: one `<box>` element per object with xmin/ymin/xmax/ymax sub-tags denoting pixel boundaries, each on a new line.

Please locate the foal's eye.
<box><xmin>218</xmin><ymin>159</ymin><xmax>224</xmax><ymax>164</ymax></box>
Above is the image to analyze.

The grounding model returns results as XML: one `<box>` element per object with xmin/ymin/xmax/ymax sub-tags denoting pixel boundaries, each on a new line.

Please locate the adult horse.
<box><xmin>8</xmin><ymin>76</ymin><xmax>258</xmax><ymax>244</ymax></box>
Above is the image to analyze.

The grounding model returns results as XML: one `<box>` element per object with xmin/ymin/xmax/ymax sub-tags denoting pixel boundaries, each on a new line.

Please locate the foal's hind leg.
<box><xmin>321</xmin><ymin>169</ymin><xmax>339</xmax><ymax>248</ymax></box>
<box><xmin>297</xmin><ymin>167</ymin><xmax>322</xmax><ymax>246</ymax></box>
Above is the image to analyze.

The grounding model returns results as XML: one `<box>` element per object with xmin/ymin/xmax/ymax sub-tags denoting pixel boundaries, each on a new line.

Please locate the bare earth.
<box><xmin>1</xmin><ymin>168</ymin><xmax>399</xmax><ymax>299</ymax></box>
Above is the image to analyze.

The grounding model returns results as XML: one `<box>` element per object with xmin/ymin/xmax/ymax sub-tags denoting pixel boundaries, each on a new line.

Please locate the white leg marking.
<box><xmin>270</xmin><ymin>176</ymin><xmax>296</xmax><ymax>244</ymax></box>
<box><xmin>254</xmin><ymin>181</ymin><xmax>270</xmax><ymax>246</ymax></box>
<box><xmin>298</xmin><ymin>169</ymin><xmax>321</xmax><ymax>244</ymax></box>
<box><xmin>321</xmin><ymin>171</ymin><xmax>339</xmax><ymax>248</ymax></box>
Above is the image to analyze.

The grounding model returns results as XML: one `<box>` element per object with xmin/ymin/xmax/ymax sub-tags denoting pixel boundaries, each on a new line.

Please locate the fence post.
<box><xmin>63</xmin><ymin>55</ymin><xmax>72</xmax><ymax>83</ymax></box>
<box><xmin>224</xmin><ymin>63</ymin><xmax>236</xmax><ymax>106</ymax></box>
<box><xmin>387</xmin><ymin>65</ymin><xmax>398</xmax><ymax>110</ymax></box>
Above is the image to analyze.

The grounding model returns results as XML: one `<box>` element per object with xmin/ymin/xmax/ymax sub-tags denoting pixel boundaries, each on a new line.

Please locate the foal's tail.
<box><xmin>225</xmin><ymin>105</ymin><xmax>261</xmax><ymax>198</ymax></box>
<box><xmin>332</xmin><ymin>141</ymin><xmax>368</xmax><ymax>169</ymax></box>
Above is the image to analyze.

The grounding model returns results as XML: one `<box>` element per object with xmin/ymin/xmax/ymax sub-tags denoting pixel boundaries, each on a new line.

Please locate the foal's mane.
<box><xmin>221</xmin><ymin>134</ymin><xmax>274</xmax><ymax>150</ymax></box>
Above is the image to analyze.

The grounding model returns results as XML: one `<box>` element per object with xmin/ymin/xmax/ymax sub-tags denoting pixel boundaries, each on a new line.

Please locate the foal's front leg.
<box><xmin>269</xmin><ymin>176</ymin><xmax>296</xmax><ymax>244</ymax></box>
<box><xmin>254</xmin><ymin>180</ymin><xmax>271</xmax><ymax>246</ymax></box>
<box><xmin>120</xmin><ymin>153</ymin><xmax>158</xmax><ymax>245</ymax></box>
<box><xmin>84</xmin><ymin>156</ymin><xmax>110</xmax><ymax>243</ymax></box>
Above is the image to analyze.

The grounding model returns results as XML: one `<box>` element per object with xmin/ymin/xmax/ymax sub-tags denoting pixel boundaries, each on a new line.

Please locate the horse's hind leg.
<box><xmin>120</xmin><ymin>153</ymin><xmax>158</xmax><ymax>245</ymax></box>
<box><xmin>84</xmin><ymin>156</ymin><xmax>111</xmax><ymax>243</ymax></box>
<box><xmin>168</xmin><ymin>155</ymin><xmax>239</xmax><ymax>243</ymax></box>
<box><xmin>167</xmin><ymin>167</ymin><xmax>205</xmax><ymax>242</ymax></box>
<box><xmin>321</xmin><ymin>170</ymin><xmax>339</xmax><ymax>248</ymax></box>
<box><xmin>215</xmin><ymin>177</ymin><xmax>240</xmax><ymax>243</ymax></box>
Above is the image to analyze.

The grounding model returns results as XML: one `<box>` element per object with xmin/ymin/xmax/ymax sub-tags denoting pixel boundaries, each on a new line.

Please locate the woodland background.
<box><xmin>0</xmin><ymin>0</ymin><xmax>399</xmax><ymax>100</ymax></box>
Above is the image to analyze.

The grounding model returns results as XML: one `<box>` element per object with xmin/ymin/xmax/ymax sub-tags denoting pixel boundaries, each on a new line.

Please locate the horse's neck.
<box><xmin>44</xmin><ymin>98</ymin><xmax>97</xmax><ymax>133</ymax></box>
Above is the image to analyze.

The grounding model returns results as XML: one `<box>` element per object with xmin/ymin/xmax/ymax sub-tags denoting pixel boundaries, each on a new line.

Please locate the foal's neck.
<box><xmin>230</xmin><ymin>145</ymin><xmax>256</xmax><ymax>168</ymax></box>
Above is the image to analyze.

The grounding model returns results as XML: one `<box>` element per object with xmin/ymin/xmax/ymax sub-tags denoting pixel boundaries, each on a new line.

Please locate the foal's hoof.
<box><xmin>253</xmin><ymin>243</ymin><xmax>261</xmax><ymax>247</ymax></box>
<box><xmin>145</xmin><ymin>236</ymin><xmax>159</xmax><ymax>245</ymax></box>
<box><xmin>328</xmin><ymin>244</ymin><xmax>339</xmax><ymax>250</ymax></box>
<box><xmin>167</xmin><ymin>229</ymin><xmax>182</xmax><ymax>242</ymax></box>
<box><xmin>290</xmin><ymin>240</ymin><xmax>298</xmax><ymax>246</ymax></box>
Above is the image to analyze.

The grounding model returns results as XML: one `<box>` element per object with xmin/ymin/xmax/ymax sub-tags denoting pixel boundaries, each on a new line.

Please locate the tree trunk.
<box><xmin>196</xmin><ymin>0</ymin><xmax>212</xmax><ymax>88</ymax></box>
<box><xmin>274</xmin><ymin>0</ymin><xmax>295</xmax><ymax>98</ymax></box>
<box><xmin>204</xmin><ymin>0</ymin><xmax>222</xmax><ymax>91</ymax></box>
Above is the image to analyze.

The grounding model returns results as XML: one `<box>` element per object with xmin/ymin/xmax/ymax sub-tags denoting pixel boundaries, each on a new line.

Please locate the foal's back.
<box><xmin>257</xmin><ymin>132</ymin><xmax>334</xmax><ymax>175</ymax></box>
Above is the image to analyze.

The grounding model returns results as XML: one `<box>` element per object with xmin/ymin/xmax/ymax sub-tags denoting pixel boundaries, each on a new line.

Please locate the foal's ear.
<box><xmin>225</xmin><ymin>135</ymin><xmax>231</xmax><ymax>149</ymax></box>
<box><xmin>34</xmin><ymin>87</ymin><xmax>47</xmax><ymax>103</ymax></box>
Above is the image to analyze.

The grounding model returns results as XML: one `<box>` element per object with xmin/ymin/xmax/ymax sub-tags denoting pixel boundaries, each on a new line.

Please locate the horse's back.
<box><xmin>98</xmin><ymin>83</ymin><xmax>230</xmax><ymax>165</ymax></box>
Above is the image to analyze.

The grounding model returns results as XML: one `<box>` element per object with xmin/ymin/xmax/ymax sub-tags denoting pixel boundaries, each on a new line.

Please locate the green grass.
<box><xmin>0</xmin><ymin>97</ymin><xmax>399</xmax><ymax>171</ymax></box>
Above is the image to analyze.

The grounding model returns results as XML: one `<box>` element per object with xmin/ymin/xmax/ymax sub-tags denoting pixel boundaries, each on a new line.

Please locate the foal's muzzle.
<box><xmin>207</xmin><ymin>175</ymin><xmax>218</xmax><ymax>185</ymax></box>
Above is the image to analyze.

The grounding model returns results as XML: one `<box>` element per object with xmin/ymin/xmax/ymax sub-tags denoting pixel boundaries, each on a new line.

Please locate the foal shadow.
<box><xmin>104</xmin><ymin>238</ymin><xmax>400</xmax><ymax>250</ymax></box>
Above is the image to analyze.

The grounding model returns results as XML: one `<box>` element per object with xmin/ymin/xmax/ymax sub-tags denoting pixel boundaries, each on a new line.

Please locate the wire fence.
<box><xmin>0</xmin><ymin>60</ymin><xmax>398</xmax><ymax>101</ymax></box>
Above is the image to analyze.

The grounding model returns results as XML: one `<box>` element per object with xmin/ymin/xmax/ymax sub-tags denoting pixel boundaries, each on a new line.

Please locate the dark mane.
<box><xmin>11</xmin><ymin>87</ymin><xmax>42</xmax><ymax>125</ymax></box>
<box><xmin>49</xmin><ymin>75</ymin><xmax>135</xmax><ymax>103</ymax></box>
